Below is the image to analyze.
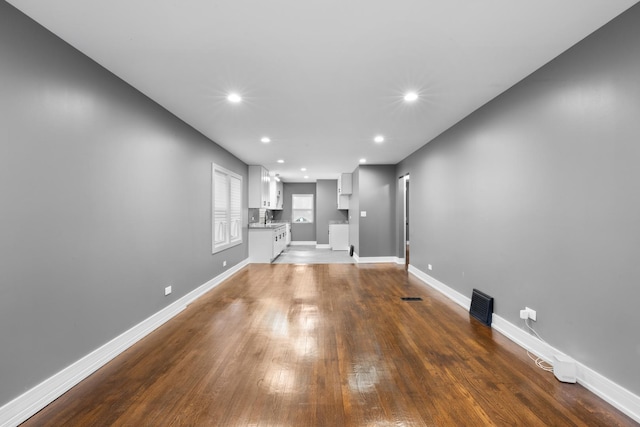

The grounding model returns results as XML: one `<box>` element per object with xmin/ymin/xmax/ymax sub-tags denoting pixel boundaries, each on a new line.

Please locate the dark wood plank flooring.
<box><xmin>22</xmin><ymin>264</ymin><xmax>636</xmax><ymax>426</ymax></box>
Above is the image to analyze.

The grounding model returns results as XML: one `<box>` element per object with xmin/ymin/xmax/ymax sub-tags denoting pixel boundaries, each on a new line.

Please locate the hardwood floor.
<box><xmin>23</xmin><ymin>264</ymin><xmax>636</xmax><ymax>426</ymax></box>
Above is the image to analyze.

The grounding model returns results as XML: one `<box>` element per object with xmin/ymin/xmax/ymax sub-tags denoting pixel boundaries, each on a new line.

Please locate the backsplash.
<box><xmin>248</xmin><ymin>208</ymin><xmax>273</xmax><ymax>224</ymax></box>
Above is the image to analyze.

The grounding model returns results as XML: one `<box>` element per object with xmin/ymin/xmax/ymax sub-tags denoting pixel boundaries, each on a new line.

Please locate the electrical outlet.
<box><xmin>526</xmin><ymin>307</ymin><xmax>537</xmax><ymax>321</ymax></box>
<box><xmin>520</xmin><ymin>307</ymin><xmax>537</xmax><ymax>321</ymax></box>
<box><xmin>223</xmin><ymin>260</ymin><xmax>227</xmax><ymax>267</ymax></box>
<box><xmin>164</xmin><ymin>286</ymin><xmax>172</xmax><ymax>296</ymax></box>
<box><xmin>428</xmin><ymin>264</ymin><xmax>433</xmax><ymax>271</ymax></box>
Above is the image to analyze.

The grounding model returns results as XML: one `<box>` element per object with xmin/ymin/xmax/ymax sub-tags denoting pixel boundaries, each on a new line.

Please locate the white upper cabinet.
<box><xmin>337</xmin><ymin>173</ymin><xmax>352</xmax><ymax>210</ymax></box>
<box><xmin>269</xmin><ymin>177</ymin><xmax>283</xmax><ymax>210</ymax></box>
<box><xmin>338</xmin><ymin>173</ymin><xmax>352</xmax><ymax>195</ymax></box>
<box><xmin>249</xmin><ymin>165</ymin><xmax>271</xmax><ymax>208</ymax></box>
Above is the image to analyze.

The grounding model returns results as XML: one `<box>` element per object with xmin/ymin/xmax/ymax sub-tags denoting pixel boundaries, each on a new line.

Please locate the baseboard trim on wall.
<box><xmin>407</xmin><ymin>264</ymin><xmax>640</xmax><ymax>424</ymax></box>
<box><xmin>354</xmin><ymin>253</ymin><xmax>402</xmax><ymax>264</ymax></box>
<box><xmin>491</xmin><ymin>315</ymin><xmax>640</xmax><ymax>423</ymax></box>
<box><xmin>0</xmin><ymin>258</ymin><xmax>250</xmax><ymax>427</ymax></box>
<box><xmin>408</xmin><ymin>265</ymin><xmax>471</xmax><ymax>310</ymax></box>
<box><xmin>315</xmin><ymin>244</ymin><xmax>331</xmax><ymax>249</ymax></box>
<box><xmin>290</xmin><ymin>241</ymin><xmax>316</xmax><ymax>246</ymax></box>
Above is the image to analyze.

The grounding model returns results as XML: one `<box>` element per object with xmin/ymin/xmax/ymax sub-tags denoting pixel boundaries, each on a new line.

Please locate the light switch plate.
<box><xmin>360</xmin><ymin>211</ymin><xmax>367</xmax><ymax>217</ymax></box>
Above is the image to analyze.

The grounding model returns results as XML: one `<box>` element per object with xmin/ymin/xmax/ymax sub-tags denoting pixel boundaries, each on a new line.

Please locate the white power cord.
<box><xmin>524</xmin><ymin>318</ymin><xmax>553</xmax><ymax>372</ymax></box>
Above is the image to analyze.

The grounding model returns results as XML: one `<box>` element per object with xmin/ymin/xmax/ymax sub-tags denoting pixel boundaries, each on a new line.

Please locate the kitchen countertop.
<box><xmin>248</xmin><ymin>222</ymin><xmax>288</xmax><ymax>229</ymax></box>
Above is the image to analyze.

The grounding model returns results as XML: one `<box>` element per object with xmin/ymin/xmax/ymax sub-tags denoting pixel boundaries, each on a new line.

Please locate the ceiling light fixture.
<box><xmin>301</xmin><ymin>167</ymin><xmax>307</xmax><ymax>172</ymax></box>
<box><xmin>277</xmin><ymin>159</ymin><xmax>284</xmax><ymax>163</ymax></box>
<box><xmin>304</xmin><ymin>175</ymin><xmax>309</xmax><ymax>179</ymax></box>
<box><xmin>227</xmin><ymin>93</ymin><xmax>242</xmax><ymax>103</ymax></box>
<box><xmin>374</xmin><ymin>135</ymin><xmax>384</xmax><ymax>143</ymax></box>
<box><xmin>404</xmin><ymin>92</ymin><xmax>418</xmax><ymax>102</ymax></box>
<box><xmin>360</xmin><ymin>158</ymin><xmax>367</xmax><ymax>163</ymax></box>
<box><xmin>261</xmin><ymin>137</ymin><xmax>271</xmax><ymax>143</ymax></box>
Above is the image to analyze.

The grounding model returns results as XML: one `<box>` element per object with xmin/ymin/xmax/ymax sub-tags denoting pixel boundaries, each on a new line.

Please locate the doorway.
<box><xmin>400</xmin><ymin>174</ymin><xmax>410</xmax><ymax>269</ymax></box>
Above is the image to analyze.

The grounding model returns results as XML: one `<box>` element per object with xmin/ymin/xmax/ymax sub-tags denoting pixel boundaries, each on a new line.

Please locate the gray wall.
<box><xmin>357</xmin><ymin>166</ymin><xmax>397</xmax><ymax>257</ymax></box>
<box><xmin>397</xmin><ymin>4</ymin><xmax>640</xmax><ymax>395</ymax></box>
<box><xmin>347</xmin><ymin>165</ymin><xmax>397</xmax><ymax>258</ymax></box>
<box><xmin>280</xmin><ymin>183</ymin><xmax>316</xmax><ymax>242</ymax></box>
<box><xmin>0</xmin><ymin>2</ymin><xmax>248</xmax><ymax>406</ymax></box>
<box><xmin>315</xmin><ymin>180</ymin><xmax>348</xmax><ymax>245</ymax></box>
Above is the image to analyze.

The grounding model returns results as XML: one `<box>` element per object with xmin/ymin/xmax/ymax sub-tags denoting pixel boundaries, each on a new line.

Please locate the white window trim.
<box><xmin>212</xmin><ymin>163</ymin><xmax>243</xmax><ymax>254</ymax></box>
<box><xmin>292</xmin><ymin>193</ymin><xmax>314</xmax><ymax>223</ymax></box>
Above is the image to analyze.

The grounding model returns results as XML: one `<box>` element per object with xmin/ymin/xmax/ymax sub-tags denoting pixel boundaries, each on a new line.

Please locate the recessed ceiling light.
<box><xmin>301</xmin><ymin>167</ymin><xmax>307</xmax><ymax>172</ymax></box>
<box><xmin>360</xmin><ymin>158</ymin><xmax>367</xmax><ymax>163</ymax></box>
<box><xmin>261</xmin><ymin>137</ymin><xmax>271</xmax><ymax>143</ymax></box>
<box><xmin>404</xmin><ymin>92</ymin><xmax>418</xmax><ymax>102</ymax></box>
<box><xmin>277</xmin><ymin>159</ymin><xmax>285</xmax><ymax>163</ymax></box>
<box><xmin>304</xmin><ymin>175</ymin><xmax>309</xmax><ymax>179</ymax></box>
<box><xmin>227</xmin><ymin>93</ymin><xmax>242</xmax><ymax>103</ymax></box>
<box><xmin>374</xmin><ymin>135</ymin><xmax>384</xmax><ymax>143</ymax></box>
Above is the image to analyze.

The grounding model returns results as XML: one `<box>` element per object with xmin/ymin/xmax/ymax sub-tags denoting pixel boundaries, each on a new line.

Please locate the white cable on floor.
<box><xmin>524</xmin><ymin>318</ymin><xmax>554</xmax><ymax>372</ymax></box>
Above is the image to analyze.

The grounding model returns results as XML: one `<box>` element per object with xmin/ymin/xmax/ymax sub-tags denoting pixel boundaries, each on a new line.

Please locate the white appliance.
<box><xmin>329</xmin><ymin>224</ymin><xmax>349</xmax><ymax>251</ymax></box>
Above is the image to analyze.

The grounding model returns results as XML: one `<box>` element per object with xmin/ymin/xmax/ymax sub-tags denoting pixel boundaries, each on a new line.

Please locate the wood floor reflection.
<box><xmin>23</xmin><ymin>264</ymin><xmax>635</xmax><ymax>426</ymax></box>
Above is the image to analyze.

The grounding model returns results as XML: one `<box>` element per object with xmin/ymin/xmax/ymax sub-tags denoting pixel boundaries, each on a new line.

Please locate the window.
<box><xmin>292</xmin><ymin>194</ymin><xmax>314</xmax><ymax>223</ymax></box>
<box><xmin>212</xmin><ymin>163</ymin><xmax>242</xmax><ymax>253</ymax></box>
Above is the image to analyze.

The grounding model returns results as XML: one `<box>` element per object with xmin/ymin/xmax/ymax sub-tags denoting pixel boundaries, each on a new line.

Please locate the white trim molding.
<box><xmin>290</xmin><ymin>241</ymin><xmax>316</xmax><ymax>246</ymax></box>
<box><xmin>408</xmin><ymin>264</ymin><xmax>640</xmax><ymax>424</ymax></box>
<box><xmin>408</xmin><ymin>265</ymin><xmax>471</xmax><ymax>310</ymax></box>
<box><xmin>354</xmin><ymin>253</ymin><xmax>402</xmax><ymax>264</ymax></box>
<box><xmin>315</xmin><ymin>244</ymin><xmax>331</xmax><ymax>249</ymax></box>
<box><xmin>0</xmin><ymin>258</ymin><xmax>250</xmax><ymax>427</ymax></box>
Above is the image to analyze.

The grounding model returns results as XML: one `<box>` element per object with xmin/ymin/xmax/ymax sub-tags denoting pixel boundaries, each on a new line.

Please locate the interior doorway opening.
<box><xmin>401</xmin><ymin>174</ymin><xmax>410</xmax><ymax>269</ymax></box>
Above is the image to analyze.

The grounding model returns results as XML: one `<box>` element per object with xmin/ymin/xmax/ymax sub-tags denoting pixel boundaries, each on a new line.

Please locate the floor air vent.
<box><xmin>401</xmin><ymin>297</ymin><xmax>423</xmax><ymax>301</ymax></box>
<box><xmin>469</xmin><ymin>289</ymin><xmax>493</xmax><ymax>326</ymax></box>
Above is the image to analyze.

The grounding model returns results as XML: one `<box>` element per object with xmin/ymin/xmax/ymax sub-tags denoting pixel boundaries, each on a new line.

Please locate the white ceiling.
<box><xmin>8</xmin><ymin>0</ymin><xmax>638</xmax><ymax>182</ymax></box>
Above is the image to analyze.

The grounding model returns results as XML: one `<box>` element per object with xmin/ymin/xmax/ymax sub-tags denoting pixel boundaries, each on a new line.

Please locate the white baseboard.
<box><xmin>408</xmin><ymin>265</ymin><xmax>640</xmax><ymax>424</ymax></box>
<box><xmin>290</xmin><ymin>241</ymin><xmax>316</xmax><ymax>246</ymax></box>
<box><xmin>408</xmin><ymin>265</ymin><xmax>471</xmax><ymax>310</ymax></box>
<box><xmin>396</xmin><ymin>258</ymin><xmax>406</xmax><ymax>265</ymax></box>
<box><xmin>354</xmin><ymin>253</ymin><xmax>401</xmax><ymax>264</ymax></box>
<box><xmin>0</xmin><ymin>258</ymin><xmax>250</xmax><ymax>427</ymax></box>
<box><xmin>315</xmin><ymin>244</ymin><xmax>331</xmax><ymax>249</ymax></box>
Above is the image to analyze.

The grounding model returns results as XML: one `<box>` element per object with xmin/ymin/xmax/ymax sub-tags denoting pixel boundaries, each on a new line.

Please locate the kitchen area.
<box><xmin>247</xmin><ymin>165</ymin><xmax>351</xmax><ymax>263</ymax></box>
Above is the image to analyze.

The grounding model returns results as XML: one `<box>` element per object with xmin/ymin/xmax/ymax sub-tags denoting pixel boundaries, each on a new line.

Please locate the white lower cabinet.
<box><xmin>249</xmin><ymin>224</ymin><xmax>288</xmax><ymax>263</ymax></box>
<box><xmin>329</xmin><ymin>224</ymin><xmax>349</xmax><ymax>250</ymax></box>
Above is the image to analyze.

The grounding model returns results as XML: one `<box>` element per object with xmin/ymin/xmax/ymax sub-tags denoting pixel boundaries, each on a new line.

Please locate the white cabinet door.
<box><xmin>249</xmin><ymin>165</ymin><xmax>271</xmax><ymax>208</ymax></box>
<box><xmin>338</xmin><ymin>173</ymin><xmax>352</xmax><ymax>195</ymax></box>
<box><xmin>329</xmin><ymin>224</ymin><xmax>349</xmax><ymax>250</ymax></box>
<box><xmin>337</xmin><ymin>194</ymin><xmax>349</xmax><ymax>210</ymax></box>
<box><xmin>272</xmin><ymin>225</ymin><xmax>286</xmax><ymax>258</ymax></box>
<box><xmin>337</xmin><ymin>173</ymin><xmax>352</xmax><ymax>210</ymax></box>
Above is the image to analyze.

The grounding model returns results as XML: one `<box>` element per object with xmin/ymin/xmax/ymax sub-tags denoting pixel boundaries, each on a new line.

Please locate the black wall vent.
<box><xmin>469</xmin><ymin>289</ymin><xmax>493</xmax><ymax>326</ymax></box>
